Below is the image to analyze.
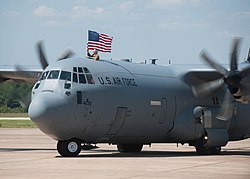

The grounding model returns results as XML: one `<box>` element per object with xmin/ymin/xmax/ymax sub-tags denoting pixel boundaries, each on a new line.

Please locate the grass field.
<box><xmin>0</xmin><ymin>120</ymin><xmax>37</xmax><ymax>128</ymax></box>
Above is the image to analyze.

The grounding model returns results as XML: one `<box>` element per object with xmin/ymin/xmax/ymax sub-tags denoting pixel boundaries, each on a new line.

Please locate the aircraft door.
<box><xmin>159</xmin><ymin>97</ymin><xmax>176</xmax><ymax>131</ymax></box>
<box><xmin>159</xmin><ymin>98</ymin><xmax>167</xmax><ymax>124</ymax></box>
<box><xmin>74</xmin><ymin>91</ymin><xmax>90</xmax><ymax>131</ymax></box>
<box><xmin>107</xmin><ymin>107</ymin><xmax>127</xmax><ymax>135</ymax></box>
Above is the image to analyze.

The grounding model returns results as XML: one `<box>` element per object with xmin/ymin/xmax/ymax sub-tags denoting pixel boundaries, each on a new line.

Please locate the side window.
<box><xmin>73</xmin><ymin>73</ymin><xmax>78</xmax><ymax>83</ymax></box>
<box><xmin>34</xmin><ymin>82</ymin><xmax>40</xmax><ymax>89</ymax></box>
<box><xmin>86</xmin><ymin>74</ymin><xmax>95</xmax><ymax>84</ymax></box>
<box><xmin>83</xmin><ymin>67</ymin><xmax>90</xmax><ymax>73</ymax></box>
<box><xmin>83</xmin><ymin>67</ymin><xmax>95</xmax><ymax>84</ymax></box>
<box><xmin>79</xmin><ymin>74</ymin><xmax>86</xmax><ymax>84</ymax></box>
<box><xmin>72</xmin><ymin>67</ymin><xmax>95</xmax><ymax>84</ymax></box>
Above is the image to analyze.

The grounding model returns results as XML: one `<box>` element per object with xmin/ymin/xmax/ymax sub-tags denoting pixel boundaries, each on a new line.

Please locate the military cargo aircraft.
<box><xmin>1</xmin><ymin>38</ymin><xmax>250</xmax><ymax>157</ymax></box>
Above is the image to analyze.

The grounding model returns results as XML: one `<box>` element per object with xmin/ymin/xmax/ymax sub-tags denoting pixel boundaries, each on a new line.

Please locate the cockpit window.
<box><xmin>73</xmin><ymin>73</ymin><xmax>78</xmax><ymax>83</ymax></box>
<box><xmin>40</xmin><ymin>71</ymin><xmax>49</xmax><ymax>80</ymax></box>
<box><xmin>72</xmin><ymin>67</ymin><xmax>95</xmax><ymax>84</ymax></box>
<box><xmin>60</xmin><ymin>71</ymin><xmax>71</xmax><ymax>81</ymax></box>
<box><xmin>86</xmin><ymin>74</ymin><xmax>94</xmax><ymax>84</ymax></box>
<box><xmin>47</xmin><ymin>70</ymin><xmax>60</xmax><ymax>79</ymax></box>
<box><xmin>78</xmin><ymin>67</ymin><xmax>83</xmax><ymax>73</ymax></box>
<box><xmin>79</xmin><ymin>74</ymin><xmax>86</xmax><ymax>84</ymax></box>
<box><xmin>83</xmin><ymin>67</ymin><xmax>90</xmax><ymax>73</ymax></box>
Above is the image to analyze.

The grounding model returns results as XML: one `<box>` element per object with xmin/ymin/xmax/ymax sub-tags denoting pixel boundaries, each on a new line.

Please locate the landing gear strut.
<box><xmin>117</xmin><ymin>144</ymin><xmax>143</xmax><ymax>153</ymax></box>
<box><xmin>195</xmin><ymin>145</ymin><xmax>221</xmax><ymax>155</ymax></box>
<box><xmin>57</xmin><ymin>138</ymin><xmax>81</xmax><ymax>157</ymax></box>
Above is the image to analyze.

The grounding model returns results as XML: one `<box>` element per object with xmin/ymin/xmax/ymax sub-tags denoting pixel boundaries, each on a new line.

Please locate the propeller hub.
<box><xmin>224</xmin><ymin>73</ymin><xmax>241</xmax><ymax>87</ymax></box>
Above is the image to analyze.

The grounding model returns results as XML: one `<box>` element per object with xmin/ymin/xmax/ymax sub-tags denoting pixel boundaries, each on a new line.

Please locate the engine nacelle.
<box><xmin>231</xmin><ymin>86</ymin><xmax>250</xmax><ymax>103</ymax></box>
<box><xmin>203</xmin><ymin>128</ymin><xmax>229</xmax><ymax>147</ymax></box>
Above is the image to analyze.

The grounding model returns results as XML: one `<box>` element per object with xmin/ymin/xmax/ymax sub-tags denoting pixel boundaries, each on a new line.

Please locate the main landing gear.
<box><xmin>195</xmin><ymin>145</ymin><xmax>221</xmax><ymax>155</ymax></box>
<box><xmin>117</xmin><ymin>144</ymin><xmax>143</xmax><ymax>153</ymax></box>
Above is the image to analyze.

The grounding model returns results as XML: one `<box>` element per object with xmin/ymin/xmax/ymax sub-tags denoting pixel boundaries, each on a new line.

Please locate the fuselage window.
<box><xmin>79</xmin><ymin>74</ymin><xmax>86</xmax><ymax>84</ymax></box>
<box><xmin>34</xmin><ymin>82</ymin><xmax>40</xmax><ymax>89</ymax></box>
<box><xmin>73</xmin><ymin>67</ymin><xmax>77</xmax><ymax>72</ymax></box>
<box><xmin>40</xmin><ymin>71</ymin><xmax>49</xmax><ymax>80</ymax></box>
<box><xmin>47</xmin><ymin>70</ymin><xmax>60</xmax><ymax>79</ymax></box>
<box><xmin>60</xmin><ymin>71</ymin><xmax>71</xmax><ymax>81</ymax></box>
<box><xmin>73</xmin><ymin>73</ymin><xmax>78</xmax><ymax>83</ymax></box>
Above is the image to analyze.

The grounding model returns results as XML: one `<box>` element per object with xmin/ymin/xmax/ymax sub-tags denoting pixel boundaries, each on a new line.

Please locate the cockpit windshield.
<box><xmin>39</xmin><ymin>71</ymin><xmax>49</xmax><ymax>80</ymax></box>
<box><xmin>38</xmin><ymin>68</ymin><xmax>93</xmax><ymax>84</ymax></box>
<box><xmin>47</xmin><ymin>70</ymin><xmax>60</xmax><ymax>79</ymax></box>
<box><xmin>60</xmin><ymin>71</ymin><xmax>71</xmax><ymax>81</ymax></box>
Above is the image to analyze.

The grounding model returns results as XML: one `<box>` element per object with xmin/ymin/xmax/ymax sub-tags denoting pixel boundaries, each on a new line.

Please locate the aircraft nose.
<box><xmin>28</xmin><ymin>91</ymin><xmax>70</xmax><ymax>137</ymax></box>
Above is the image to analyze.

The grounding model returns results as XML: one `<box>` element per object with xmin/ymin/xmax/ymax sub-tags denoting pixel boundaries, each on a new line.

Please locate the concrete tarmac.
<box><xmin>0</xmin><ymin>128</ymin><xmax>249</xmax><ymax>179</ymax></box>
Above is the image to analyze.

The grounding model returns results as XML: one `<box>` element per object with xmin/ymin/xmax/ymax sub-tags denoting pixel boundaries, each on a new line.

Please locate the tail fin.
<box><xmin>247</xmin><ymin>48</ymin><xmax>250</xmax><ymax>63</ymax></box>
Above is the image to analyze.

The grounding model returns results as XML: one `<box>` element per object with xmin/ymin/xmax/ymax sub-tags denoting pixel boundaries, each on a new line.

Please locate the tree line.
<box><xmin>0</xmin><ymin>81</ymin><xmax>33</xmax><ymax>113</ymax></box>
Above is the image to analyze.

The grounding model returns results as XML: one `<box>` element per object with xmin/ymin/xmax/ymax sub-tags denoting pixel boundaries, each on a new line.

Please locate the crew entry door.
<box><xmin>107</xmin><ymin>107</ymin><xmax>127</xmax><ymax>135</ymax></box>
<box><xmin>158</xmin><ymin>97</ymin><xmax>176</xmax><ymax>131</ymax></box>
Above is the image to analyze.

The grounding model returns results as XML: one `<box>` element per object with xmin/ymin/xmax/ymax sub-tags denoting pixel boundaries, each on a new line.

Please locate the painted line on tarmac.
<box><xmin>0</xmin><ymin>117</ymin><xmax>30</xmax><ymax>120</ymax></box>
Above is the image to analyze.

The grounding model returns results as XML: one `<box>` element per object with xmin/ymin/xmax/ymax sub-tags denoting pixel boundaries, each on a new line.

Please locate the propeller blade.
<box><xmin>230</xmin><ymin>37</ymin><xmax>241</xmax><ymax>71</ymax></box>
<box><xmin>200</xmin><ymin>50</ymin><xmax>228</xmax><ymax>76</ymax></box>
<box><xmin>14</xmin><ymin>65</ymin><xmax>39</xmax><ymax>83</ymax></box>
<box><xmin>36</xmin><ymin>41</ymin><xmax>49</xmax><ymax>70</ymax></box>
<box><xmin>216</xmin><ymin>90</ymin><xmax>234</xmax><ymax>121</ymax></box>
<box><xmin>191</xmin><ymin>78</ymin><xmax>224</xmax><ymax>97</ymax></box>
<box><xmin>58</xmin><ymin>49</ymin><xmax>74</xmax><ymax>61</ymax></box>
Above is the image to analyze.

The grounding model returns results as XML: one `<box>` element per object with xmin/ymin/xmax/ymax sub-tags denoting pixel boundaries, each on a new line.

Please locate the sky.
<box><xmin>0</xmin><ymin>0</ymin><xmax>250</xmax><ymax>67</ymax></box>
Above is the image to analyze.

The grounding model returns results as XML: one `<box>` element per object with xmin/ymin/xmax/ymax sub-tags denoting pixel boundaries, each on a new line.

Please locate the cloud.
<box><xmin>71</xmin><ymin>6</ymin><xmax>104</xmax><ymax>18</ymax></box>
<box><xmin>237</xmin><ymin>11</ymin><xmax>250</xmax><ymax>18</ymax></box>
<box><xmin>119</xmin><ymin>1</ymin><xmax>135</xmax><ymax>10</ymax></box>
<box><xmin>33</xmin><ymin>5</ymin><xmax>59</xmax><ymax>17</ymax></box>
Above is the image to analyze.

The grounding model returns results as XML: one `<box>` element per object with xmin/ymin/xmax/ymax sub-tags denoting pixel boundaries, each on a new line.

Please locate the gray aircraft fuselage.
<box><xmin>28</xmin><ymin>57</ymin><xmax>250</xmax><ymax>155</ymax></box>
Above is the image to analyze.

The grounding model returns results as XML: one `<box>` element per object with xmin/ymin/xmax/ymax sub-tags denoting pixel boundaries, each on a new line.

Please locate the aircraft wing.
<box><xmin>0</xmin><ymin>67</ymin><xmax>42</xmax><ymax>83</ymax></box>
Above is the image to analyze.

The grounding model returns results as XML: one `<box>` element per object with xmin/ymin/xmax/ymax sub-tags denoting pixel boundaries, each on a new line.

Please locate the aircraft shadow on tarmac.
<box><xmin>0</xmin><ymin>147</ymin><xmax>249</xmax><ymax>157</ymax></box>
<box><xmin>57</xmin><ymin>148</ymin><xmax>250</xmax><ymax>158</ymax></box>
<box><xmin>0</xmin><ymin>148</ymin><xmax>56</xmax><ymax>152</ymax></box>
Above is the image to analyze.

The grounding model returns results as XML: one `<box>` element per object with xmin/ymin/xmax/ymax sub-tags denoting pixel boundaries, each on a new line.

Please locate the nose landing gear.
<box><xmin>57</xmin><ymin>138</ymin><xmax>81</xmax><ymax>157</ymax></box>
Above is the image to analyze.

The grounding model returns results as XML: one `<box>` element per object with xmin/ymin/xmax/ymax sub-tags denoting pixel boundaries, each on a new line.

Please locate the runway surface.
<box><xmin>0</xmin><ymin>128</ymin><xmax>249</xmax><ymax>179</ymax></box>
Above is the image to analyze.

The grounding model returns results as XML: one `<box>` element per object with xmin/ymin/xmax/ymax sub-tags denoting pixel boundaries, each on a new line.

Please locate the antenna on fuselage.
<box><xmin>150</xmin><ymin>58</ymin><xmax>158</xmax><ymax>65</ymax></box>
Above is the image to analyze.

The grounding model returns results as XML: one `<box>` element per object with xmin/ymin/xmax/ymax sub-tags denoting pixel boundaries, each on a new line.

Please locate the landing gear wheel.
<box><xmin>57</xmin><ymin>139</ymin><xmax>81</xmax><ymax>157</ymax></box>
<box><xmin>117</xmin><ymin>144</ymin><xmax>143</xmax><ymax>153</ymax></box>
<box><xmin>195</xmin><ymin>145</ymin><xmax>221</xmax><ymax>155</ymax></box>
<box><xmin>211</xmin><ymin>146</ymin><xmax>221</xmax><ymax>155</ymax></box>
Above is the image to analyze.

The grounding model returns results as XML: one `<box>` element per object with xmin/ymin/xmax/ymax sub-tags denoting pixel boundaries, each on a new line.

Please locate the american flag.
<box><xmin>87</xmin><ymin>30</ymin><xmax>113</xmax><ymax>53</ymax></box>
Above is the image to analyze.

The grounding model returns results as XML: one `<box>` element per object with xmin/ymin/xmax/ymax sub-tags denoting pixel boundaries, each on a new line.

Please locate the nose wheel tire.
<box><xmin>57</xmin><ymin>139</ymin><xmax>81</xmax><ymax>157</ymax></box>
